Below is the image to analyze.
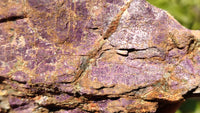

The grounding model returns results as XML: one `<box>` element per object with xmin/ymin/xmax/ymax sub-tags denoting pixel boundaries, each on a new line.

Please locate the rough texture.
<box><xmin>0</xmin><ymin>0</ymin><xmax>200</xmax><ymax>113</ymax></box>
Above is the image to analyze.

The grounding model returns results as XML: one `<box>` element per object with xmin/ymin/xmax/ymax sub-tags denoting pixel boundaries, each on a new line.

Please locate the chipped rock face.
<box><xmin>0</xmin><ymin>0</ymin><xmax>200</xmax><ymax>112</ymax></box>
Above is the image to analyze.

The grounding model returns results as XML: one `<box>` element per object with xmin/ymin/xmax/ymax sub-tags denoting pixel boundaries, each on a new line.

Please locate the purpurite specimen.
<box><xmin>0</xmin><ymin>0</ymin><xmax>200</xmax><ymax>112</ymax></box>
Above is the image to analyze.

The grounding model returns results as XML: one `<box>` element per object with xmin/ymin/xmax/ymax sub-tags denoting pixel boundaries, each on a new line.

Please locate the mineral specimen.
<box><xmin>0</xmin><ymin>0</ymin><xmax>200</xmax><ymax>113</ymax></box>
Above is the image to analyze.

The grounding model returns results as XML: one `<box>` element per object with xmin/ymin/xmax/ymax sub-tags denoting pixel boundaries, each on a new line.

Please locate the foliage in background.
<box><xmin>175</xmin><ymin>98</ymin><xmax>200</xmax><ymax>113</ymax></box>
<box><xmin>147</xmin><ymin>0</ymin><xmax>200</xmax><ymax>113</ymax></box>
<box><xmin>147</xmin><ymin>0</ymin><xmax>200</xmax><ymax>30</ymax></box>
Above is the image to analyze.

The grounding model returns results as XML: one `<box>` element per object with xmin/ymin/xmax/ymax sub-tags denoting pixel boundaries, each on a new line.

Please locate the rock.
<box><xmin>0</xmin><ymin>0</ymin><xmax>200</xmax><ymax>112</ymax></box>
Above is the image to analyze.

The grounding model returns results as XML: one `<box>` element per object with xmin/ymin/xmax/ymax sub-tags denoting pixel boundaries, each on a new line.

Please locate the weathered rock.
<box><xmin>0</xmin><ymin>0</ymin><xmax>200</xmax><ymax>112</ymax></box>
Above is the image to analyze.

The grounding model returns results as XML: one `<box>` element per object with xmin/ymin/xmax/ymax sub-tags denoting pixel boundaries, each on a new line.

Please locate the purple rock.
<box><xmin>0</xmin><ymin>0</ymin><xmax>200</xmax><ymax>112</ymax></box>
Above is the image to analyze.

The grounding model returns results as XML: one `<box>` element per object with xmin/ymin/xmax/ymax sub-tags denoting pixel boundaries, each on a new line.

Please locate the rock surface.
<box><xmin>0</xmin><ymin>0</ymin><xmax>200</xmax><ymax>112</ymax></box>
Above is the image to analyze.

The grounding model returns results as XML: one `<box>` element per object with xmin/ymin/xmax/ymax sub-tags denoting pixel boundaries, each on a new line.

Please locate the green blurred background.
<box><xmin>147</xmin><ymin>0</ymin><xmax>200</xmax><ymax>113</ymax></box>
<box><xmin>147</xmin><ymin>0</ymin><xmax>200</xmax><ymax>30</ymax></box>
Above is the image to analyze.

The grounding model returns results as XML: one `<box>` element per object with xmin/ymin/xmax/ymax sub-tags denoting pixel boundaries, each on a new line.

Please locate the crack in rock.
<box><xmin>0</xmin><ymin>15</ymin><xmax>26</xmax><ymax>23</ymax></box>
